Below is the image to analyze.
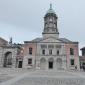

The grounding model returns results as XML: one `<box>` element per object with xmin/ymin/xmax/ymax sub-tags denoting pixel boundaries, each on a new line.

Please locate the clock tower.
<box><xmin>42</xmin><ymin>4</ymin><xmax>59</xmax><ymax>38</ymax></box>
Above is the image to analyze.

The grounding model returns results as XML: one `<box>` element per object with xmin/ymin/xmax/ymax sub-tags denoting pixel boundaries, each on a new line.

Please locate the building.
<box><xmin>0</xmin><ymin>37</ymin><xmax>23</xmax><ymax>68</ymax></box>
<box><xmin>0</xmin><ymin>4</ymin><xmax>80</xmax><ymax>70</ymax></box>
<box><xmin>23</xmin><ymin>4</ymin><xmax>80</xmax><ymax>70</ymax></box>
<box><xmin>80</xmin><ymin>47</ymin><xmax>85</xmax><ymax>69</ymax></box>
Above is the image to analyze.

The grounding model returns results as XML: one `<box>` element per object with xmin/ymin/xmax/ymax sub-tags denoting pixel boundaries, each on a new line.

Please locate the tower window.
<box><xmin>29</xmin><ymin>48</ymin><xmax>32</xmax><ymax>55</ymax></box>
<box><xmin>42</xmin><ymin>49</ymin><xmax>45</xmax><ymax>55</ymax></box>
<box><xmin>49</xmin><ymin>49</ymin><xmax>52</xmax><ymax>55</ymax></box>
<box><xmin>28</xmin><ymin>58</ymin><xmax>32</xmax><ymax>65</ymax></box>
<box><xmin>70</xmin><ymin>59</ymin><xmax>74</xmax><ymax>66</ymax></box>
<box><xmin>70</xmin><ymin>48</ymin><xmax>74</xmax><ymax>55</ymax></box>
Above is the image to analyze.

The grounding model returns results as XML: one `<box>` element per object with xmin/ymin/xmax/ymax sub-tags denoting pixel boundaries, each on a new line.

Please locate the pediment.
<box><xmin>39</xmin><ymin>37</ymin><xmax>63</xmax><ymax>43</ymax></box>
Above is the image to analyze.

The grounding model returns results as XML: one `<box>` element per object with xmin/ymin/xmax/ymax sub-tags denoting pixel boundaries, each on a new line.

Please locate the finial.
<box><xmin>50</xmin><ymin>3</ymin><xmax>52</xmax><ymax>10</ymax></box>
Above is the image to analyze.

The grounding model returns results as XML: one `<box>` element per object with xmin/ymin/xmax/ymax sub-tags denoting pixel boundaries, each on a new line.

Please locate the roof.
<box><xmin>46</xmin><ymin>4</ymin><xmax>56</xmax><ymax>14</ymax></box>
<box><xmin>81</xmin><ymin>47</ymin><xmax>85</xmax><ymax>50</ymax></box>
<box><xmin>24</xmin><ymin>37</ymin><xmax>78</xmax><ymax>44</ymax></box>
<box><xmin>0</xmin><ymin>37</ymin><xmax>8</xmax><ymax>43</ymax></box>
<box><xmin>1</xmin><ymin>43</ymin><xmax>22</xmax><ymax>49</ymax></box>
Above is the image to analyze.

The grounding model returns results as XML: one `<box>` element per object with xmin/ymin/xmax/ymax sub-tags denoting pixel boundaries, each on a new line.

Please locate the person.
<box><xmin>75</xmin><ymin>65</ymin><xmax>77</xmax><ymax>70</ymax></box>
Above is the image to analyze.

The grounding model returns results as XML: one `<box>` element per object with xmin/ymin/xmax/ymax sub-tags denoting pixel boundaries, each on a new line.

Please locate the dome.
<box><xmin>45</xmin><ymin>4</ymin><xmax>57</xmax><ymax>18</ymax></box>
<box><xmin>46</xmin><ymin>4</ymin><xmax>55</xmax><ymax>14</ymax></box>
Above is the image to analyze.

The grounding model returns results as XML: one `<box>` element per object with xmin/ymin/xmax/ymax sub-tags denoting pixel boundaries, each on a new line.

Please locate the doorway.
<box><xmin>18</xmin><ymin>61</ymin><xmax>22</xmax><ymax>68</ymax></box>
<box><xmin>49</xmin><ymin>61</ymin><xmax>53</xmax><ymax>69</ymax></box>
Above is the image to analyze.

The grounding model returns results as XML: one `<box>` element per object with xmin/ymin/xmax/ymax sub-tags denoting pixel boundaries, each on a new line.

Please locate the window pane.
<box><xmin>57</xmin><ymin>50</ymin><xmax>59</xmax><ymax>55</ymax></box>
<box><xmin>56</xmin><ymin>45</ymin><xmax>61</xmax><ymax>48</ymax></box>
<box><xmin>42</xmin><ymin>49</ymin><xmax>45</xmax><ymax>55</ymax></box>
<box><xmin>28</xmin><ymin>58</ymin><xmax>32</xmax><ymax>64</ymax></box>
<box><xmin>70</xmin><ymin>59</ymin><xmax>74</xmax><ymax>65</ymax></box>
<box><xmin>41</xmin><ymin>45</ymin><xmax>47</xmax><ymax>49</ymax></box>
<box><xmin>29</xmin><ymin>48</ymin><xmax>32</xmax><ymax>55</ymax></box>
<box><xmin>48</xmin><ymin>45</ymin><xmax>54</xmax><ymax>48</ymax></box>
<box><xmin>70</xmin><ymin>48</ymin><xmax>74</xmax><ymax>55</ymax></box>
<box><xmin>49</xmin><ymin>49</ymin><xmax>52</xmax><ymax>55</ymax></box>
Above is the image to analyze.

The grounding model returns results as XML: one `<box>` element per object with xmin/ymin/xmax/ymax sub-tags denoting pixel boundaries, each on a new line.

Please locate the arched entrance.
<box><xmin>40</xmin><ymin>58</ymin><xmax>46</xmax><ymax>70</ymax></box>
<box><xmin>3</xmin><ymin>52</ymin><xmax>12</xmax><ymax>67</ymax></box>
<box><xmin>48</xmin><ymin>58</ymin><xmax>54</xmax><ymax>69</ymax></box>
<box><xmin>56</xmin><ymin>58</ymin><xmax>62</xmax><ymax>70</ymax></box>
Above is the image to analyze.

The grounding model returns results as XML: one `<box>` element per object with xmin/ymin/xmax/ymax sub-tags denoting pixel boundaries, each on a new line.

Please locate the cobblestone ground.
<box><xmin>0</xmin><ymin>69</ymin><xmax>85</xmax><ymax>85</ymax></box>
<box><xmin>0</xmin><ymin>68</ymin><xmax>33</xmax><ymax>83</ymax></box>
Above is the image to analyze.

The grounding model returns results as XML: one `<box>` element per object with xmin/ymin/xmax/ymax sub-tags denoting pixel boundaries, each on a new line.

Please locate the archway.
<box><xmin>3</xmin><ymin>52</ymin><xmax>12</xmax><ymax>67</ymax></box>
<box><xmin>40</xmin><ymin>58</ymin><xmax>46</xmax><ymax>70</ymax></box>
<box><xmin>48</xmin><ymin>58</ymin><xmax>54</xmax><ymax>69</ymax></box>
<box><xmin>56</xmin><ymin>58</ymin><xmax>62</xmax><ymax>70</ymax></box>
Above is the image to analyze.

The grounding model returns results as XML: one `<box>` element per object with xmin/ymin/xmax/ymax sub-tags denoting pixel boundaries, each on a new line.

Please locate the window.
<box><xmin>29</xmin><ymin>48</ymin><xmax>32</xmax><ymax>55</ymax></box>
<box><xmin>70</xmin><ymin>59</ymin><xmax>74</xmax><ymax>66</ymax></box>
<box><xmin>41</xmin><ymin>45</ymin><xmax>47</xmax><ymax>49</ymax></box>
<box><xmin>49</xmin><ymin>49</ymin><xmax>52</xmax><ymax>55</ymax></box>
<box><xmin>82</xmin><ymin>50</ymin><xmax>85</xmax><ymax>56</ymax></box>
<box><xmin>42</xmin><ymin>49</ymin><xmax>45</xmax><ymax>55</ymax></box>
<box><xmin>70</xmin><ymin>48</ymin><xmax>74</xmax><ymax>55</ymax></box>
<box><xmin>56</xmin><ymin>45</ymin><xmax>61</xmax><ymax>48</ymax></box>
<box><xmin>48</xmin><ymin>45</ymin><xmax>54</xmax><ymax>48</ymax></box>
<box><xmin>57</xmin><ymin>50</ymin><xmax>59</xmax><ymax>55</ymax></box>
<box><xmin>28</xmin><ymin>58</ymin><xmax>32</xmax><ymax>65</ymax></box>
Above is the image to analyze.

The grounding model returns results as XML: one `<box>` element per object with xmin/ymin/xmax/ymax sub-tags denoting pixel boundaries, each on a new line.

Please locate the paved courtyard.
<box><xmin>0</xmin><ymin>68</ymin><xmax>85</xmax><ymax>85</ymax></box>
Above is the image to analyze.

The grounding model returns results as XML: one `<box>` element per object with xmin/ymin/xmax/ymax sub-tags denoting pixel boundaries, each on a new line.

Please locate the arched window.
<box><xmin>3</xmin><ymin>52</ymin><xmax>12</xmax><ymax>67</ymax></box>
<box><xmin>70</xmin><ymin>48</ymin><xmax>74</xmax><ymax>55</ymax></box>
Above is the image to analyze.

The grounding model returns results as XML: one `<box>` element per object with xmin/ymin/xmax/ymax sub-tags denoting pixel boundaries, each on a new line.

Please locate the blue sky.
<box><xmin>0</xmin><ymin>0</ymin><xmax>85</xmax><ymax>54</ymax></box>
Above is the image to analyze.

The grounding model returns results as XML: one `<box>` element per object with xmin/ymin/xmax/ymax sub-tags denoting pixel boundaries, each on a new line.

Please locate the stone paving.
<box><xmin>0</xmin><ymin>68</ymin><xmax>33</xmax><ymax>83</ymax></box>
<box><xmin>0</xmin><ymin>69</ymin><xmax>85</xmax><ymax>85</ymax></box>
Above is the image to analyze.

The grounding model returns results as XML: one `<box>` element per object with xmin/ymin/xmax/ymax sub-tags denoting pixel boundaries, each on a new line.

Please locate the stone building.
<box><xmin>23</xmin><ymin>4</ymin><xmax>80</xmax><ymax>70</ymax></box>
<box><xmin>0</xmin><ymin>38</ymin><xmax>23</xmax><ymax>68</ymax></box>
<box><xmin>0</xmin><ymin>5</ymin><xmax>80</xmax><ymax>70</ymax></box>
<box><xmin>80</xmin><ymin>47</ymin><xmax>85</xmax><ymax>69</ymax></box>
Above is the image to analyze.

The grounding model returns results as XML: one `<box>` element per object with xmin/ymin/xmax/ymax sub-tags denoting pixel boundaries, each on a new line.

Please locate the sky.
<box><xmin>0</xmin><ymin>0</ymin><xmax>85</xmax><ymax>54</ymax></box>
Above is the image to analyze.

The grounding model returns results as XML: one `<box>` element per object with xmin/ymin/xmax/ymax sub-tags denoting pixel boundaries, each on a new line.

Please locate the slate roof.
<box><xmin>80</xmin><ymin>47</ymin><xmax>85</xmax><ymax>50</ymax></box>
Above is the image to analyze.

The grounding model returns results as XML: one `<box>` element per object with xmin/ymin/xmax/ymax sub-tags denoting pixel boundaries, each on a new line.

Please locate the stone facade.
<box><xmin>0</xmin><ymin>5</ymin><xmax>80</xmax><ymax>71</ymax></box>
<box><xmin>0</xmin><ymin>38</ymin><xmax>23</xmax><ymax>68</ymax></box>
<box><xmin>23</xmin><ymin>5</ymin><xmax>80</xmax><ymax>70</ymax></box>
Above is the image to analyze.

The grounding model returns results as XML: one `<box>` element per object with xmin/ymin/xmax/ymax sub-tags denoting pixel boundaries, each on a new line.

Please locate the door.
<box><xmin>18</xmin><ymin>61</ymin><xmax>22</xmax><ymax>68</ymax></box>
<box><xmin>49</xmin><ymin>61</ymin><xmax>53</xmax><ymax>69</ymax></box>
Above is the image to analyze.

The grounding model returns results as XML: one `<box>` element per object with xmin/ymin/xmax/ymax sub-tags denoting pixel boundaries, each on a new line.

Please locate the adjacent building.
<box><xmin>0</xmin><ymin>38</ymin><xmax>23</xmax><ymax>68</ymax></box>
<box><xmin>80</xmin><ymin>47</ymin><xmax>85</xmax><ymax>69</ymax></box>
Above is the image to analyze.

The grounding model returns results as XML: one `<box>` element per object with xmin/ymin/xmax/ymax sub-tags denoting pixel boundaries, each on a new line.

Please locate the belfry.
<box><xmin>42</xmin><ymin>4</ymin><xmax>59</xmax><ymax>38</ymax></box>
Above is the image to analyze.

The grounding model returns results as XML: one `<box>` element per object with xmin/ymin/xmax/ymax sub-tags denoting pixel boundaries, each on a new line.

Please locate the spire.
<box><xmin>50</xmin><ymin>3</ymin><xmax>52</xmax><ymax>10</ymax></box>
<box><xmin>46</xmin><ymin>4</ymin><xmax>55</xmax><ymax>14</ymax></box>
<box><xmin>9</xmin><ymin>37</ymin><xmax>13</xmax><ymax>45</ymax></box>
